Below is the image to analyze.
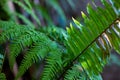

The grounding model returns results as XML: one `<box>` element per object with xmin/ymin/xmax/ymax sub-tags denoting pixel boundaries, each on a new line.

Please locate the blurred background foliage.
<box><xmin>0</xmin><ymin>0</ymin><xmax>120</xmax><ymax>80</ymax></box>
<box><xmin>0</xmin><ymin>0</ymin><xmax>104</xmax><ymax>27</ymax></box>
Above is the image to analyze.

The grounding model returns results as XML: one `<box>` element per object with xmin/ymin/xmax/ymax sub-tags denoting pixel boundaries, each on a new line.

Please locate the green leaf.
<box><xmin>0</xmin><ymin>73</ymin><xmax>6</xmax><ymax>80</ymax></box>
<box><xmin>64</xmin><ymin>0</ymin><xmax>120</xmax><ymax>79</ymax></box>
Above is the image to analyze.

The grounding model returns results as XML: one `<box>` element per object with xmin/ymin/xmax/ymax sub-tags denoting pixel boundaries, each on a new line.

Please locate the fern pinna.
<box><xmin>0</xmin><ymin>0</ymin><xmax>120</xmax><ymax>80</ymax></box>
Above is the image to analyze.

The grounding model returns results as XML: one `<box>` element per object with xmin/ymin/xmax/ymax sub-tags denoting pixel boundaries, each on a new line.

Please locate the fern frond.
<box><xmin>64</xmin><ymin>64</ymin><xmax>102</xmax><ymax>80</ymax></box>
<box><xmin>34</xmin><ymin>5</ymin><xmax>53</xmax><ymax>25</ymax></box>
<box><xmin>0</xmin><ymin>20</ymin><xmax>64</xmax><ymax>79</ymax></box>
<box><xmin>15</xmin><ymin>35</ymin><xmax>63</xmax><ymax>79</ymax></box>
<box><xmin>0</xmin><ymin>21</ymin><xmax>33</xmax><ymax>32</ymax></box>
<box><xmin>64</xmin><ymin>64</ymin><xmax>83</xmax><ymax>80</ymax></box>
<box><xmin>45</xmin><ymin>0</ymin><xmax>66</xmax><ymax>23</ymax></box>
<box><xmin>110</xmin><ymin>0</ymin><xmax>120</xmax><ymax>15</ymax></box>
<box><xmin>0</xmin><ymin>73</ymin><xmax>6</xmax><ymax>80</ymax></box>
<box><xmin>106</xmin><ymin>21</ymin><xmax>120</xmax><ymax>53</ymax></box>
<box><xmin>40</xmin><ymin>26</ymin><xmax>66</xmax><ymax>45</ymax></box>
<box><xmin>24</xmin><ymin>0</ymin><xmax>32</xmax><ymax>9</ymax></box>
<box><xmin>0</xmin><ymin>0</ymin><xmax>119</xmax><ymax>79</ymax></box>
<box><xmin>41</xmin><ymin>49</ymin><xmax>62</xmax><ymax>80</ymax></box>
<box><xmin>15</xmin><ymin>13</ymin><xmax>35</xmax><ymax>28</ymax></box>
<box><xmin>0</xmin><ymin>21</ymin><xmax>32</xmax><ymax>44</ymax></box>
<box><xmin>13</xmin><ymin>0</ymin><xmax>41</xmax><ymax>26</ymax></box>
<box><xmin>0</xmin><ymin>0</ymin><xmax>11</xmax><ymax>20</ymax></box>
<box><xmin>15</xmin><ymin>41</ymin><xmax>49</xmax><ymax>80</ymax></box>
<box><xmin>0</xmin><ymin>21</ymin><xmax>16</xmax><ymax>30</ymax></box>
<box><xmin>62</xmin><ymin>0</ymin><xmax>120</xmax><ymax>79</ymax></box>
<box><xmin>9</xmin><ymin>30</ymin><xmax>39</xmax><ymax>69</ymax></box>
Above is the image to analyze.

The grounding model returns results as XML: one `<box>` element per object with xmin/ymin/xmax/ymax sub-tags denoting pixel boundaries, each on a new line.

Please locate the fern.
<box><xmin>33</xmin><ymin>5</ymin><xmax>54</xmax><ymax>25</ymax></box>
<box><xmin>0</xmin><ymin>0</ymin><xmax>11</xmax><ymax>20</ymax></box>
<box><xmin>9</xmin><ymin>30</ymin><xmax>40</xmax><ymax>69</ymax></box>
<box><xmin>12</xmin><ymin>0</ymin><xmax>41</xmax><ymax>26</ymax></box>
<box><xmin>15</xmin><ymin>12</ymin><xmax>35</xmax><ymax>28</ymax></box>
<box><xmin>0</xmin><ymin>73</ymin><xmax>6</xmax><ymax>80</ymax></box>
<box><xmin>41</xmin><ymin>49</ymin><xmax>62</xmax><ymax>80</ymax></box>
<box><xmin>0</xmin><ymin>0</ymin><xmax>119</xmax><ymax>80</ymax></box>
<box><xmin>40</xmin><ymin>26</ymin><xmax>66</xmax><ymax>45</ymax></box>
<box><xmin>15</xmin><ymin>41</ymin><xmax>49</xmax><ymax>79</ymax></box>
<box><xmin>45</xmin><ymin>0</ymin><xmax>66</xmax><ymax>23</ymax></box>
<box><xmin>24</xmin><ymin>0</ymin><xmax>32</xmax><ymax>9</ymax></box>
<box><xmin>61</xmin><ymin>0</ymin><xmax>120</xmax><ymax>79</ymax></box>
<box><xmin>0</xmin><ymin>21</ymin><xmax>32</xmax><ymax>44</ymax></box>
<box><xmin>0</xmin><ymin>20</ymin><xmax>64</xmax><ymax>79</ymax></box>
<box><xmin>64</xmin><ymin>64</ymin><xmax>85</xmax><ymax>80</ymax></box>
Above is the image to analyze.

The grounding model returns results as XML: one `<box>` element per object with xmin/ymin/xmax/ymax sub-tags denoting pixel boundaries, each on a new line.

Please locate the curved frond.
<box><xmin>15</xmin><ymin>36</ymin><xmax>63</xmax><ymax>79</ymax></box>
<box><xmin>9</xmin><ymin>30</ymin><xmax>40</xmax><ymax>69</ymax></box>
<box><xmin>15</xmin><ymin>41</ymin><xmax>49</xmax><ymax>80</ymax></box>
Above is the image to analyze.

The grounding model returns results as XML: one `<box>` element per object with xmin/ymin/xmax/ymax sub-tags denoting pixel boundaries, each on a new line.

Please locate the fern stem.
<box><xmin>58</xmin><ymin>18</ymin><xmax>119</xmax><ymax>79</ymax></box>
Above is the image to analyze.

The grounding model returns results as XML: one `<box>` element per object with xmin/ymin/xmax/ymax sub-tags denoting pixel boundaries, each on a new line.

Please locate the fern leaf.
<box><xmin>40</xmin><ymin>26</ymin><xmax>66</xmax><ymax>45</ymax></box>
<box><xmin>0</xmin><ymin>21</ymin><xmax>17</xmax><ymax>30</ymax></box>
<box><xmin>41</xmin><ymin>49</ymin><xmax>62</xmax><ymax>80</ymax></box>
<box><xmin>45</xmin><ymin>0</ymin><xmax>66</xmax><ymax>23</ymax></box>
<box><xmin>24</xmin><ymin>0</ymin><xmax>32</xmax><ymax>9</ymax></box>
<box><xmin>15</xmin><ymin>12</ymin><xmax>35</xmax><ymax>28</ymax></box>
<box><xmin>13</xmin><ymin>0</ymin><xmax>41</xmax><ymax>26</ymax></box>
<box><xmin>62</xmin><ymin>0</ymin><xmax>120</xmax><ymax>79</ymax></box>
<box><xmin>34</xmin><ymin>5</ymin><xmax>53</xmax><ymax>25</ymax></box>
<box><xmin>15</xmin><ymin>37</ymin><xmax>63</xmax><ymax>79</ymax></box>
<box><xmin>0</xmin><ymin>73</ymin><xmax>6</xmax><ymax>80</ymax></box>
<box><xmin>9</xmin><ymin>31</ymin><xmax>49</xmax><ymax>69</ymax></box>
<box><xmin>9</xmin><ymin>30</ymin><xmax>36</xmax><ymax>69</ymax></box>
<box><xmin>64</xmin><ymin>64</ymin><xmax>102</xmax><ymax>80</ymax></box>
<box><xmin>0</xmin><ymin>0</ymin><xmax>119</xmax><ymax>80</ymax></box>
<box><xmin>106</xmin><ymin>23</ymin><xmax>120</xmax><ymax>53</ymax></box>
<box><xmin>0</xmin><ymin>21</ymin><xmax>32</xmax><ymax>44</ymax></box>
<box><xmin>0</xmin><ymin>20</ymin><xmax>64</xmax><ymax>79</ymax></box>
<box><xmin>64</xmin><ymin>65</ymin><xmax>83</xmax><ymax>80</ymax></box>
<box><xmin>15</xmin><ymin>41</ymin><xmax>49</xmax><ymax>80</ymax></box>
<box><xmin>110</xmin><ymin>0</ymin><xmax>120</xmax><ymax>15</ymax></box>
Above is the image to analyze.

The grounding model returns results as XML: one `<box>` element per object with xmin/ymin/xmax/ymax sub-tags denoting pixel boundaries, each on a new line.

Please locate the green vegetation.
<box><xmin>0</xmin><ymin>0</ymin><xmax>119</xmax><ymax>80</ymax></box>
